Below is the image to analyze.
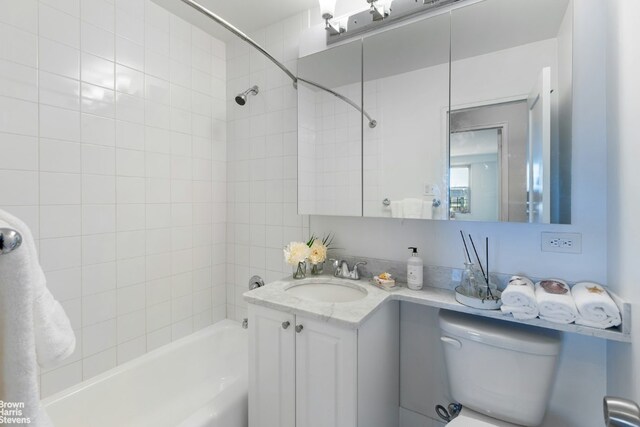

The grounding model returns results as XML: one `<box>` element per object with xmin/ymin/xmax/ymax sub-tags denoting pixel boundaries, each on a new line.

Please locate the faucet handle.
<box><xmin>329</xmin><ymin>258</ymin><xmax>341</xmax><ymax>276</ymax></box>
<box><xmin>351</xmin><ymin>261</ymin><xmax>367</xmax><ymax>279</ymax></box>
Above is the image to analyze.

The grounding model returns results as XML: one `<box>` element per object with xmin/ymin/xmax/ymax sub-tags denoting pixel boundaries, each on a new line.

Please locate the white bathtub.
<box><xmin>42</xmin><ymin>320</ymin><xmax>248</xmax><ymax>427</ymax></box>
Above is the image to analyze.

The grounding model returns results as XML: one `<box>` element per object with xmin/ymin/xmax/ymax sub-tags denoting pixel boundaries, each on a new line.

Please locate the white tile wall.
<box><xmin>225</xmin><ymin>12</ymin><xmax>311</xmax><ymax>320</ymax></box>
<box><xmin>0</xmin><ymin>0</ymin><xmax>226</xmax><ymax>396</ymax></box>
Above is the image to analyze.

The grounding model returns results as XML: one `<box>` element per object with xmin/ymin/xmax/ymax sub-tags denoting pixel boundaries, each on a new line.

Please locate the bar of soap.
<box><xmin>374</xmin><ymin>273</ymin><xmax>396</xmax><ymax>289</ymax></box>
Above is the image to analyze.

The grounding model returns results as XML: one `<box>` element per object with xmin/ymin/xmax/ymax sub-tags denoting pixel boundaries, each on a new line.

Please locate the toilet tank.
<box><xmin>439</xmin><ymin>310</ymin><xmax>561</xmax><ymax>427</ymax></box>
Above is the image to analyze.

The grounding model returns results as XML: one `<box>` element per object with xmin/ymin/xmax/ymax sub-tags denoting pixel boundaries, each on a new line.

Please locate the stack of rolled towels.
<box><xmin>500</xmin><ymin>276</ymin><xmax>621</xmax><ymax>329</ymax></box>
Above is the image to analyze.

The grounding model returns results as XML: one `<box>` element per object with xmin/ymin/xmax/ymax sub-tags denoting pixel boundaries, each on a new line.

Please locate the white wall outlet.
<box><xmin>541</xmin><ymin>232</ymin><xmax>582</xmax><ymax>254</ymax></box>
<box><xmin>424</xmin><ymin>183</ymin><xmax>438</xmax><ymax>195</ymax></box>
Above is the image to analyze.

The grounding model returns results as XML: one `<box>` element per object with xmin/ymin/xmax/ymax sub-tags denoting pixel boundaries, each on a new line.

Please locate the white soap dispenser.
<box><xmin>407</xmin><ymin>247</ymin><xmax>423</xmax><ymax>290</ymax></box>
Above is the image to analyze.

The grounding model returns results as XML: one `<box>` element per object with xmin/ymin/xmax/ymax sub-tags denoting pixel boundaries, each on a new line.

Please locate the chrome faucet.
<box><xmin>329</xmin><ymin>259</ymin><xmax>367</xmax><ymax>280</ymax></box>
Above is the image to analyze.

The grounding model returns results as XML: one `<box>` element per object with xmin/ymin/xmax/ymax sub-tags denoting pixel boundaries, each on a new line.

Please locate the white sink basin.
<box><xmin>285</xmin><ymin>281</ymin><xmax>368</xmax><ymax>303</ymax></box>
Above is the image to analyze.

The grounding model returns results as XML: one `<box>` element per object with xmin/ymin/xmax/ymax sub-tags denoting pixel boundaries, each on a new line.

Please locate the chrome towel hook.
<box><xmin>0</xmin><ymin>228</ymin><xmax>22</xmax><ymax>254</ymax></box>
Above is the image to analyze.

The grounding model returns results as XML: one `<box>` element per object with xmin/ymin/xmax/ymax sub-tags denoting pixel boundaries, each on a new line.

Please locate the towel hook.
<box><xmin>0</xmin><ymin>228</ymin><xmax>22</xmax><ymax>254</ymax></box>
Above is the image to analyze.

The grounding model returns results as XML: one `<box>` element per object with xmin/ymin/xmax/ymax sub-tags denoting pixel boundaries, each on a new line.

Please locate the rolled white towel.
<box><xmin>535</xmin><ymin>279</ymin><xmax>578</xmax><ymax>324</ymax></box>
<box><xmin>500</xmin><ymin>275</ymin><xmax>538</xmax><ymax>320</ymax></box>
<box><xmin>573</xmin><ymin>282</ymin><xmax>621</xmax><ymax>329</ymax></box>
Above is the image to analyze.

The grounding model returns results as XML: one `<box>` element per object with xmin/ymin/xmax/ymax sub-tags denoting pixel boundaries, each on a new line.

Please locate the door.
<box><xmin>295</xmin><ymin>316</ymin><xmax>358</xmax><ymax>427</ymax></box>
<box><xmin>527</xmin><ymin>67</ymin><xmax>552</xmax><ymax>223</ymax></box>
<box><xmin>248</xmin><ymin>305</ymin><xmax>296</xmax><ymax>427</ymax></box>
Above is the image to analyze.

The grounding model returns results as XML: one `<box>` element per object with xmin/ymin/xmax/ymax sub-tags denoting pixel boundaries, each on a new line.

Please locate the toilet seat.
<box><xmin>447</xmin><ymin>408</ymin><xmax>520</xmax><ymax>427</ymax></box>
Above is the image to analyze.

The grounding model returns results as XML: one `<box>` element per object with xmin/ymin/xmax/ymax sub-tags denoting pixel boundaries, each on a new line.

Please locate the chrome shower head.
<box><xmin>235</xmin><ymin>85</ymin><xmax>259</xmax><ymax>106</ymax></box>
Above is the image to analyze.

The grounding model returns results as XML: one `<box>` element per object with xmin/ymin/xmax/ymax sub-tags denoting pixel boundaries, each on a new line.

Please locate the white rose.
<box><xmin>308</xmin><ymin>241</ymin><xmax>327</xmax><ymax>264</ymax></box>
<box><xmin>284</xmin><ymin>242</ymin><xmax>310</xmax><ymax>265</ymax></box>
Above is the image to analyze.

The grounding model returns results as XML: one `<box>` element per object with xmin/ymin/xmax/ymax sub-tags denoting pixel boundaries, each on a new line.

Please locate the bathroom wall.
<box><xmin>224</xmin><ymin>12</ymin><xmax>311</xmax><ymax>320</ymax></box>
<box><xmin>309</xmin><ymin>1</ymin><xmax>608</xmax><ymax>426</ymax></box>
<box><xmin>605</xmin><ymin>0</ymin><xmax>640</xmax><ymax>404</ymax></box>
<box><xmin>0</xmin><ymin>0</ymin><xmax>227</xmax><ymax>396</ymax></box>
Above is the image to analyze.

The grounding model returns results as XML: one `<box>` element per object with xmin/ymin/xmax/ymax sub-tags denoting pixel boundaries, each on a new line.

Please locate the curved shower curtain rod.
<box><xmin>178</xmin><ymin>0</ymin><xmax>378</xmax><ymax>128</ymax></box>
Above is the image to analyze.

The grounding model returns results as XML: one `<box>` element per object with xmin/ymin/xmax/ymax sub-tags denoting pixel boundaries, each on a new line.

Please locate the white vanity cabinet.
<box><xmin>248</xmin><ymin>302</ymin><xmax>399</xmax><ymax>427</ymax></box>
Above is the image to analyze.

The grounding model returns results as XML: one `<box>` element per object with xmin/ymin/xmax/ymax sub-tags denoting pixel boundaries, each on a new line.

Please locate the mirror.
<box><xmin>362</xmin><ymin>14</ymin><xmax>450</xmax><ymax>219</ymax></box>
<box><xmin>297</xmin><ymin>40</ymin><xmax>363</xmax><ymax>217</ymax></box>
<box><xmin>450</xmin><ymin>0</ymin><xmax>573</xmax><ymax>223</ymax></box>
<box><xmin>297</xmin><ymin>0</ymin><xmax>573</xmax><ymax>224</ymax></box>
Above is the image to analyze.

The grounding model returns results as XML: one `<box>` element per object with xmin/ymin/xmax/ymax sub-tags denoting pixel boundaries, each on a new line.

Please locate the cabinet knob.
<box><xmin>295</xmin><ymin>324</ymin><xmax>304</xmax><ymax>333</ymax></box>
<box><xmin>282</xmin><ymin>321</ymin><xmax>290</xmax><ymax>329</ymax></box>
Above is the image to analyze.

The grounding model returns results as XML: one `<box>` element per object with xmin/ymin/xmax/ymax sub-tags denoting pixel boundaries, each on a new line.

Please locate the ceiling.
<box><xmin>151</xmin><ymin>0</ymin><xmax>319</xmax><ymax>40</ymax></box>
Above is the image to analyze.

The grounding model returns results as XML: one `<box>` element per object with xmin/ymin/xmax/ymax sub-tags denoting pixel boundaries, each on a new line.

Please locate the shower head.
<box><xmin>235</xmin><ymin>85</ymin><xmax>259</xmax><ymax>106</ymax></box>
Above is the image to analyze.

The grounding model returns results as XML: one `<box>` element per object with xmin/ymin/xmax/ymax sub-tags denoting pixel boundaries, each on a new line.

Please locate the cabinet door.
<box><xmin>249</xmin><ymin>305</ymin><xmax>296</xmax><ymax>427</ymax></box>
<box><xmin>295</xmin><ymin>316</ymin><xmax>358</xmax><ymax>427</ymax></box>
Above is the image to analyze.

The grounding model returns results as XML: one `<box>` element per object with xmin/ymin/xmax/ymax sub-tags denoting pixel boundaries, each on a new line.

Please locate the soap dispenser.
<box><xmin>407</xmin><ymin>247</ymin><xmax>424</xmax><ymax>290</ymax></box>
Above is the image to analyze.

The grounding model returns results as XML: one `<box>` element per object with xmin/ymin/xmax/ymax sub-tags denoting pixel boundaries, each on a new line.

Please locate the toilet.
<box><xmin>439</xmin><ymin>310</ymin><xmax>562</xmax><ymax>427</ymax></box>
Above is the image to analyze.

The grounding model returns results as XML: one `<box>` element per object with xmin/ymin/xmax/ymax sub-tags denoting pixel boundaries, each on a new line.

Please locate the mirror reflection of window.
<box><xmin>450</xmin><ymin>166</ymin><xmax>471</xmax><ymax>215</ymax></box>
<box><xmin>450</xmin><ymin>128</ymin><xmax>501</xmax><ymax>221</ymax></box>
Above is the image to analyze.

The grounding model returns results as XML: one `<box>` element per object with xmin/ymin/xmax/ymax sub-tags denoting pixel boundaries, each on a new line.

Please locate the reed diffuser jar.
<box><xmin>456</xmin><ymin>231</ymin><xmax>502</xmax><ymax>309</ymax></box>
<box><xmin>459</xmin><ymin>262</ymin><xmax>482</xmax><ymax>297</ymax></box>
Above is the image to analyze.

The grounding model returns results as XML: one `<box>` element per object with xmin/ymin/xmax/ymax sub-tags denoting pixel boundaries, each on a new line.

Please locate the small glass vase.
<box><xmin>309</xmin><ymin>261</ymin><xmax>324</xmax><ymax>276</ymax></box>
<box><xmin>292</xmin><ymin>261</ymin><xmax>307</xmax><ymax>279</ymax></box>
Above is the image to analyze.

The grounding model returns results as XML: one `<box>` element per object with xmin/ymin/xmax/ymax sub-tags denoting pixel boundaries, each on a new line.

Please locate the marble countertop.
<box><xmin>243</xmin><ymin>274</ymin><xmax>631</xmax><ymax>342</ymax></box>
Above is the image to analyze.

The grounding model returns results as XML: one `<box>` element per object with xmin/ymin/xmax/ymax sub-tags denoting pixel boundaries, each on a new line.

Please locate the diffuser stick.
<box><xmin>486</xmin><ymin>237</ymin><xmax>489</xmax><ymax>284</ymax></box>
<box><xmin>468</xmin><ymin>234</ymin><xmax>488</xmax><ymax>284</ymax></box>
<box><xmin>469</xmin><ymin>234</ymin><xmax>495</xmax><ymax>299</ymax></box>
<box><xmin>459</xmin><ymin>230</ymin><xmax>471</xmax><ymax>263</ymax></box>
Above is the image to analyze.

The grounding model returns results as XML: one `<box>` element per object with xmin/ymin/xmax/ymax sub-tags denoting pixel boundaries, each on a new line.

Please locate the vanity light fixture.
<box><xmin>325</xmin><ymin>0</ymin><xmax>459</xmax><ymax>45</ymax></box>
<box><xmin>367</xmin><ymin>0</ymin><xmax>389</xmax><ymax>21</ymax></box>
<box><xmin>319</xmin><ymin>0</ymin><xmax>344</xmax><ymax>35</ymax></box>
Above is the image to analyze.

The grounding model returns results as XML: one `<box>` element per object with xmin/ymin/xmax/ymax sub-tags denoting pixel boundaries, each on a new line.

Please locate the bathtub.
<box><xmin>42</xmin><ymin>320</ymin><xmax>248</xmax><ymax>427</ymax></box>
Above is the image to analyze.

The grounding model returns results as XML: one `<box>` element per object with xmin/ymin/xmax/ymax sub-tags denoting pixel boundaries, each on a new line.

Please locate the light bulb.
<box><xmin>318</xmin><ymin>0</ymin><xmax>337</xmax><ymax>19</ymax></box>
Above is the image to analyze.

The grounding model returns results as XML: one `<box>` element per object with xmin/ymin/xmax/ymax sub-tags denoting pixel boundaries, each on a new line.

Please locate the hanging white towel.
<box><xmin>390</xmin><ymin>201</ymin><xmax>404</xmax><ymax>218</ymax></box>
<box><xmin>535</xmin><ymin>279</ymin><xmax>578</xmax><ymax>324</ymax></box>
<box><xmin>573</xmin><ymin>282</ymin><xmax>621</xmax><ymax>329</ymax></box>
<box><xmin>0</xmin><ymin>210</ymin><xmax>76</xmax><ymax>426</ymax></box>
<box><xmin>421</xmin><ymin>200</ymin><xmax>433</xmax><ymax>220</ymax></box>
<box><xmin>500</xmin><ymin>275</ymin><xmax>539</xmax><ymax>320</ymax></box>
<box><xmin>402</xmin><ymin>198</ymin><xmax>424</xmax><ymax>219</ymax></box>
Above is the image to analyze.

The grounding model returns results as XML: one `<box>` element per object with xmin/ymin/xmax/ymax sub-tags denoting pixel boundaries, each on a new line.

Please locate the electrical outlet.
<box><xmin>424</xmin><ymin>183</ymin><xmax>438</xmax><ymax>195</ymax></box>
<box><xmin>541</xmin><ymin>232</ymin><xmax>582</xmax><ymax>254</ymax></box>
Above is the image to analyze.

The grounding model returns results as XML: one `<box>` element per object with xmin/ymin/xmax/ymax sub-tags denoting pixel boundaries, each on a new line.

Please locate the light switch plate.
<box><xmin>541</xmin><ymin>232</ymin><xmax>582</xmax><ymax>254</ymax></box>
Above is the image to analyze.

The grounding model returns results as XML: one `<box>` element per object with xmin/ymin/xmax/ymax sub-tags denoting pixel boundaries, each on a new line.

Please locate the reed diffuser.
<box><xmin>455</xmin><ymin>231</ymin><xmax>502</xmax><ymax>309</ymax></box>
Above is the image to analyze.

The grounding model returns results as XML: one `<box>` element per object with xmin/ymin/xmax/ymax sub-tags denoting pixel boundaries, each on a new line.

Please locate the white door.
<box><xmin>248</xmin><ymin>305</ymin><xmax>296</xmax><ymax>427</ymax></box>
<box><xmin>295</xmin><ymin>316</ymin><xmax>358</xmax><ymax>427</ymax></box>
<box><xmin>527</xmin><ymin>67</ymin><xmax>552</xmax><ymax>223</ymax></box>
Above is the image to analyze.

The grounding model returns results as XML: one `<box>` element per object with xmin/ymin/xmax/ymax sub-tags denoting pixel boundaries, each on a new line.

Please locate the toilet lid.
<box><xmin>447</xmin><ymin>409</ymin><xmax>520</xmax><ymax>427</ymax></box>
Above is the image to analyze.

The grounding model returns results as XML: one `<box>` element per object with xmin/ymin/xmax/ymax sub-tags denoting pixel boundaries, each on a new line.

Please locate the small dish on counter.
<box><xmin>455</xmin><ymin>286</ymin><xmax>503</xmax><ymax>310</ymax></box>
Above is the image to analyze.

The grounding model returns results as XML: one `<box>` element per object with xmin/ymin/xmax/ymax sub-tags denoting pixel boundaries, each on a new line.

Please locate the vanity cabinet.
<box><xmin>248</xmin><ymin>302</ymin><xmax>399</xmax><ymax>427</ymax></box>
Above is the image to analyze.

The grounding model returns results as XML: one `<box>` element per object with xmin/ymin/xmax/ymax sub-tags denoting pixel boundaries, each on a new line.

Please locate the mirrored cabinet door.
<box><xmin>362</xmin><ymin>15</ymin><xmax>450</xmax><ymax>219</ymax></box>
<box><xmin>450</xmin><ymin>0</ymin><xmax>573</xmax><ymax>224</ymax></box>
<box><xmin>297</xmin><ymin>40</ymin><xmax>363</xmax><ymax>217</ymax></box>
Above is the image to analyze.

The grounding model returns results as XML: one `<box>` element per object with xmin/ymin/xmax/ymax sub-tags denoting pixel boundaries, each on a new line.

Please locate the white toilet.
<box><xmin>439</xmin><ymin>310</ymin><xmax>562</xmax><ymax>427</ymax></box>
